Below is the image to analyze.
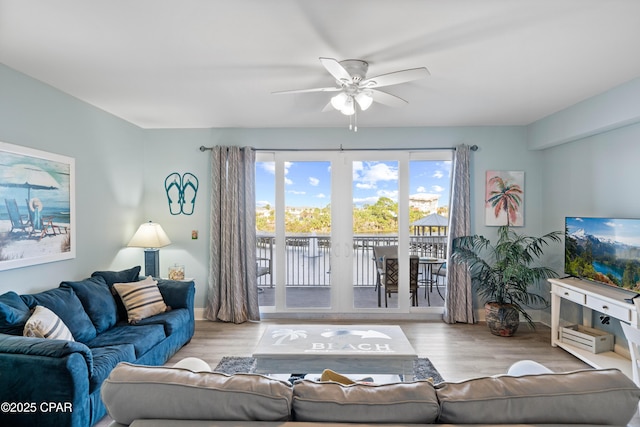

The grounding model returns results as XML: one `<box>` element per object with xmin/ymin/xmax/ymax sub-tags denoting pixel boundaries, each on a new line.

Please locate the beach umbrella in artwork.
<box><xmin>0</xmin><ymin>164</ymin><xmax>60</xmax><ymax>228</ymax></box>
<box><xmin>0</xmin><ymin>163</ymin><xmax>60</xmax><ymax>200</ymax></box>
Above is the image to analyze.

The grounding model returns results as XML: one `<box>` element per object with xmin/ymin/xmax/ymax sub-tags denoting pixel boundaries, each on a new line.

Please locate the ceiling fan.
<box><xmin>273</xmin><ymin>57</ymin><xmax>430</xmax><ymax>130</ymax></box>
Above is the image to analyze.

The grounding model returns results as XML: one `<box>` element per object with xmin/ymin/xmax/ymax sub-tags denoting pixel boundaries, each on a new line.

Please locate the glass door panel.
<box><xmin>351</xmin><ymin>160</ymin><xmax>400</xmax><ymax>309</ymax></box>
<box><xmin>255</xmin><ymin>158</ymin><xmax>276</xmax><ymax>308</ymax></box>
<box><xmin>408</xmin><ymin>155</ymin><xmax>452</xmax><ymax>308</ymax></box>
<box><xmin>283</xmin><ymin>160</ymin><xmax>332</xmax><ymax>309</ymax></box>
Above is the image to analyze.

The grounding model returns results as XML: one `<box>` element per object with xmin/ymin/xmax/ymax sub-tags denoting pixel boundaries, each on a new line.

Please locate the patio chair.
<box><xmin>4</xmin><ymin>198</ymin><xmax>30</xmax><ymax>234</ymax></box>
<box><xmin>431</xmin><ymin>261</ymin><xmax>446</xmax><ymax>292</ymax></box>
<box><xmin>383</xmin><ymin>256</ymin><xmax>420</xmax><ymax>307</ymax></box>
<box><xmin>372</xmin><ymin>245</ymin><xmax>398</xmax><ymax>293</ymax></box>
<box><xmin>256</xmin><ymin>257</ymin><xmax>272</xmax><ymax>293</ymax></box>
<box><xmin>420</xmin><ymin>260</ymin><xmax>447</xmax><ymax>302</ymax></box>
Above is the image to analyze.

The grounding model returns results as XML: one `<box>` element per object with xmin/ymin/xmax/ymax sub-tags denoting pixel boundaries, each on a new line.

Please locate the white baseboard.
<box><xmin>195</xmin><ymin>307</ymin><xmax>545</xmax><ymax>324</ymax></box>
<box><xmin>193</xmin><ymin>307</ymin><xmax>444</xmax><ymax>321</ymax></box>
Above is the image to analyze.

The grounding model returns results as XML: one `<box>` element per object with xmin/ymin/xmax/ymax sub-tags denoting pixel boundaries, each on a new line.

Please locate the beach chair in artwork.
<box><xmin>4</xmin><ymin>198</ymin><xmax>31</xmax><ymax>234</ymax></box>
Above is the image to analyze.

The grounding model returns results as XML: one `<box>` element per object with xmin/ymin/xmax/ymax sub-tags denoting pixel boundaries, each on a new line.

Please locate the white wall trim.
<box><xmin>527</xmin><ymin>77</ymin><xmax>640</xmax><ymax>150</ymax></box>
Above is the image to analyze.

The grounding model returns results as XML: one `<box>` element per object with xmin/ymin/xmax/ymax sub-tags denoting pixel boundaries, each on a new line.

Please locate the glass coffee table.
<box><xmin>252</xmin><ymin>324</ymin><xmax>418</xmax><ymax>381</ymax></box>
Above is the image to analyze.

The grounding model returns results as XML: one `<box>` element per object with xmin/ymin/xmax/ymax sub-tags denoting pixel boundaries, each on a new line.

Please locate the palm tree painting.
<box><xmin>485</xmin><ymin>171</ymin><xmax>524</xmax><ymax>226</ymax></box>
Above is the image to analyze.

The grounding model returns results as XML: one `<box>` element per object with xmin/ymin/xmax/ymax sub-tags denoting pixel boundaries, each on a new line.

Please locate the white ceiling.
<box><xmin>2</xmin><ymin>0</ymin><xmax>640</xmax><ymax>129</ymax></box>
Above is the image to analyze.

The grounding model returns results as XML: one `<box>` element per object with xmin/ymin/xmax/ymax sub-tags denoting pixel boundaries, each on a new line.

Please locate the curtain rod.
<box><xmin>199</xmin><ymin>144</ymin><xmax>478</xmax><ymax>152</ymax></box>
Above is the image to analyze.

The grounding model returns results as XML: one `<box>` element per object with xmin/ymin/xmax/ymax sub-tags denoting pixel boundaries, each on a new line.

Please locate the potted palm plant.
<box><xmin>451</xmin><ymin>225</ymin><xmax>562</xmax><ymax>336</ymax></box>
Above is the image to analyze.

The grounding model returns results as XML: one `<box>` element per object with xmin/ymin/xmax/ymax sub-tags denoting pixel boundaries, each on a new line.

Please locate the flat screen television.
<box><xmin>565</xmin><ymin>217</ymin><xmax>640</xmax><ymax>293</ymax></box>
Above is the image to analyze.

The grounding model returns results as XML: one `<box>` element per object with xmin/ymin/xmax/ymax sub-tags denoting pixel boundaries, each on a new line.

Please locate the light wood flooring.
<box><xmin>167</xmin><ymin>319</ymin><xmax>590</xmax><ymax>382</ymax></box>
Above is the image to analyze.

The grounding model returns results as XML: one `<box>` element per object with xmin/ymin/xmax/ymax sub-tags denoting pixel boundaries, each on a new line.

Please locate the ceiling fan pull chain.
<box><xmin>354</xmin><ymin>102</ymin><xmax>358</xmax><ymax>132</ymax></box>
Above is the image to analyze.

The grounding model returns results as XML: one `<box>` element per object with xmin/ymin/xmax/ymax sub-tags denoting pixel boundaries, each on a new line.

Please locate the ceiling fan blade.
<box><xmin>361</xmin><ymin>67</ymin><xmax>430</xmax><ymax>89</ymax></box>
<box><xmin>272</xmin><ymin>87</ymin><xmax>341</xmax><ymax>95</ymax></box>
<box><xmin>319</xmin><ymin>57</ymin><xmax>352</xmax><ymax>84</ymax></box>
<box><xmin>370</xmin><ymin>89</ymin><xmax>408</xmax><ymax>108</ymax></box>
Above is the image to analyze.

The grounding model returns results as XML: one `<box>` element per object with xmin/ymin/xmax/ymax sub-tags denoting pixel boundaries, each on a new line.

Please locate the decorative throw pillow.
<box><xmin>20</xmin><ymin>287</ymin><xmax>97</xmax><ymax>342</ymax></box>
<box><xmin>60</xmin><ymin>276</ymin><xmax>118</xmax><ymax>333</ymax></box>
<box><xmin>113</xmin><ymin>276</ymin><xmax>168</xmax><ymax>324</ymax></box>
<box><xmin>91</xmin><ymin>266</ymin><xmax>142</xmax><ymax>285</ymax></box>
<box><xmin>91</xmin><ymin>266</ymin><xmax>142</xmax><ymax>321</ymax></box>
<box><xmin>0</xmin><ymin>291</ymin><xmax>32</xmax><ymax>335</ymax></box>
<box><xmin>24</xmin><ymin>305</ymin><xmax>75</xmax><ymax>341</ymax></box>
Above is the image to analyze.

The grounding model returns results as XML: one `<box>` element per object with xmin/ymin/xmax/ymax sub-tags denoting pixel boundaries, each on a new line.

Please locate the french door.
<box><xmin>255</xmin><ymin>149</ymin><xmax>451</xmax><ymax>315</ymax></box>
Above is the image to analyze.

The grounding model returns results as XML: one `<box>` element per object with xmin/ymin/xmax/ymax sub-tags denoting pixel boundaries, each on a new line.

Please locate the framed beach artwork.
<box><xmin>0</xmin><ymin>141</ymin><xmax>76</xmax><ymax>270</ymax></box>
<box><xmin>485</xmin><ymin>170</ymin><xmax>524</xmax><ymax>227</ymax></box>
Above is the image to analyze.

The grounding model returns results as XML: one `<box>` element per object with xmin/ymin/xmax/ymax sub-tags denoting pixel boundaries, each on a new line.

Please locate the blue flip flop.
<box><xmin>181</xmin><ymin>173</ymin><xmax>199</xmax><ymax>215</ymax></box>
<box><xmin>164</xmin><ymin>172</ymin><xmax>183</xmax><ymax>215</ymax></box>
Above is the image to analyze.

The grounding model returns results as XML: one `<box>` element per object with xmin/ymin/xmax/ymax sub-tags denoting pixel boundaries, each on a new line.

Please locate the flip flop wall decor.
<box><xmin>164</xmin><ymin>172</ymin><xmax>199</xmax><ymax>215</ymax></box>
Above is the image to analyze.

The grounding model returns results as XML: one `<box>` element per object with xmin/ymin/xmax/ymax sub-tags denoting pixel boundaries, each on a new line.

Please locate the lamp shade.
<box><xmin>127</xmin><ymin>221</ymin><xmax>171</xmax><ymax>248</ymax></box>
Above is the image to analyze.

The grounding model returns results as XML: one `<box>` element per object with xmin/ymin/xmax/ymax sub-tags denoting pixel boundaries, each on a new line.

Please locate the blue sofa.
<box><xmin>0</xmin><ymin>266</ymin><xmax>195</xmax><ymax>427</ymax></box>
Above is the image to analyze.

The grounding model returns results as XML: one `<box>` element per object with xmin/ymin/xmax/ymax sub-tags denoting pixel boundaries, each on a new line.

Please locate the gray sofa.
<box><xmin>101</xmin><ymin>360</ymin><xmax>640</xmax><ymax>427</ymax></box>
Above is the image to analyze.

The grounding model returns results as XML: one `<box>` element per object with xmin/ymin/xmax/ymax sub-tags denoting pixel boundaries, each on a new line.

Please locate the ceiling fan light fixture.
<box><xmin>330</xmin><ymin>92</ymin><xmax>348</xmax><ymax>111</ymax></box>
<box><xmin>355</xmin><ymin>91</ymin><xmax>373</xmax><ymax>111</ymax></box>
<box><xmin>274</xmin><ymin>57</ymin><xmax>429</xmax><ymax>128</ymax></box>
<box><xmin>340</xmin><ymin>96</ymin><xmax>355</xmax><ymax>116</ymax></box>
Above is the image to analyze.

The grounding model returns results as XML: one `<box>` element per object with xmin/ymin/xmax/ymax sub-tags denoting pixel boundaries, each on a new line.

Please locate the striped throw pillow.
<box><xmin>113</xmin><ymin>276</ymin><xmax>168</xmax><ymax>324</ymax></box>
<box><xmin>24</xmin><ymin>305</ymin><xmax>75</xmax><ymax>341</ymax></box>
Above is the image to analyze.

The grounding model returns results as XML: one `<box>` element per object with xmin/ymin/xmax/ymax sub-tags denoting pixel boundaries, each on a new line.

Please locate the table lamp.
<box><xmin>127</xmin><ymin>221</ymin><xmax>171</xmax><ymax>277</ymax></box>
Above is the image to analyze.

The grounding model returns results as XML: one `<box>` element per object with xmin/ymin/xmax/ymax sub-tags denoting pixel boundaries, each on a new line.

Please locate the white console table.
<box><xmin>549</xmin><ymin>277</ymin><xmax>637</xmax><ymax>378</ymax></box>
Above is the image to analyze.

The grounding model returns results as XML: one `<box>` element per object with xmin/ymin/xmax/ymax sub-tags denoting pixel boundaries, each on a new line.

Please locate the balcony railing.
<box><xmin>256</xmin><ymin>234</ymin><xmax>447</xmax><ymax>288</ymax></box>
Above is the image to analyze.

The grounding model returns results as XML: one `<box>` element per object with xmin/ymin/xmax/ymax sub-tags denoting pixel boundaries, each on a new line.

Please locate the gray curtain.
<box><xmin>204</xmin><ymin>146</ymin><xmax>260</xmax><ymax>323</ymax></box>
<box><xmin>443</xmin><ymin>144</ymin><xmax>475</xmax><ymax>324</ymax></box>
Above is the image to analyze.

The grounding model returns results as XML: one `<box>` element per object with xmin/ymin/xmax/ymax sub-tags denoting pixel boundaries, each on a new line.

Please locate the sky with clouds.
<box><xmin>567</xmin><ymin>216</ymin><xmax>640</xmax><ymax>247</ymax></box>
<box><xmin>256</xmin><ymin>160</ymin><xmax>451</xmax><ymax>209</ymax></box>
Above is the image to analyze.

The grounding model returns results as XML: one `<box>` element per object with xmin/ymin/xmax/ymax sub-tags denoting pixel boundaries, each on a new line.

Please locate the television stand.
<box><xmin>549</xmin><ymin>277</ymin><xmax>637</xmax><ymax>379</ymax></box>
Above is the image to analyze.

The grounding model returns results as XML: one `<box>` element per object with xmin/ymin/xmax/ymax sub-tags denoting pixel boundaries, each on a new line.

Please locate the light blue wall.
<box><xmin>541</xmin><ymin>121</ymin><xmax>640</xmax><ymax>254</ymax></box>
<box><xmin>532</xmin><ymin>75</ymin><xmax>640</xmax><ymax>245</ymax></box>
<box><xmin>528</xmin><ymin>77</ymin><xmax>640</xmax><ymax>150</ymax></box>
<box><xmin>0</xmin><ymin>64</ymin><xmax>145</xmax><ymax>294</ymax></box>
<box><xmin>143</xmin><ymin>126</ymin><xmax>544</xmax><ymax>308</ymax></box>
<box><xmin>530</xmin><ymin>75</ymin><xmax>640</xmax><ymax>342</ymax></box>
<box><xmin>538</xmin><ymin>121</ymin><xmax>640</xmax><ymax>334</ymax></box>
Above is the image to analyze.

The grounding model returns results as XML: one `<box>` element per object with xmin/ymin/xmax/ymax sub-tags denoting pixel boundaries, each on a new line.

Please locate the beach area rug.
<box><xmin>214</xmin><ymin>356</ymin><xmax>444</xmax><ymax>383</ymax></box>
